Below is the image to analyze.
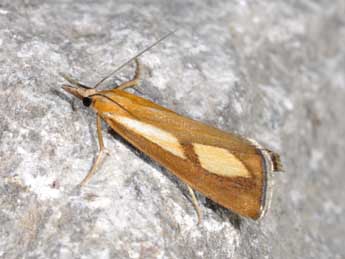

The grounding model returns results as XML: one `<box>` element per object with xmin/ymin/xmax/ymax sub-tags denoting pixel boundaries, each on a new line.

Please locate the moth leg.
<box><xmin>115</xmin><ymin>58</ymin><xmax>141</xmax><ymax>90</ymax></box>
<box><xmin>79</xmin><ymin>115</ymin><xmax>109</xmax><ymax>187</ymax></box>
<box><xmin>187</xmin><ymin>185</ymin><xmax>202</xmax><ymax>224</ymax></box>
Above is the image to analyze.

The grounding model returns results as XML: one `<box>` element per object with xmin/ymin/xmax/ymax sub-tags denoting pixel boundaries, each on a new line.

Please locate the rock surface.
<box><xmin>0</xmin><ymin>0</ymin><xmax>344</xmax><ymax>258</ymax></box>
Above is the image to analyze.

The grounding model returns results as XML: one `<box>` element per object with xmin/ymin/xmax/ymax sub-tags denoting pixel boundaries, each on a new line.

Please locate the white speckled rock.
<box><xmin>0</xmin><ymin>0</ymin><xmax>344</xmax><ymax>258</ymax></box>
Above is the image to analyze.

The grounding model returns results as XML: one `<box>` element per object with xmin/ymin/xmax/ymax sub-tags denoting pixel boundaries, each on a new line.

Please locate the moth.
<box><xmin>62</xmin><ymin>32</ymin><xmax>282</xmax><ymax>222</ymax></box>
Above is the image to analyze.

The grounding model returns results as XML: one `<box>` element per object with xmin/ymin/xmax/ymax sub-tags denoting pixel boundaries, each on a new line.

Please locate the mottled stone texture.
<box><xmin>0</xmin><ymin>0</ymin><xmax>344</xmax><ymax>258</ymax></box>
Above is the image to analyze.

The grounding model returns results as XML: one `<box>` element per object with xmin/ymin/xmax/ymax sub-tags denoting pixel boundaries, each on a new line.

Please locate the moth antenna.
<box><xmin>93</xmin><ymin>29</ymin><xmax>177</xmax><ymax>88</ymax></box>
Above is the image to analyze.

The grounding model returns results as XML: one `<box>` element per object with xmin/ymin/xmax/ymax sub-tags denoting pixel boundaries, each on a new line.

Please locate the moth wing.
<box><xmin>91</xmin><ymin>89</ymin><xmax>278</xmax><ymax>219</ymax></box>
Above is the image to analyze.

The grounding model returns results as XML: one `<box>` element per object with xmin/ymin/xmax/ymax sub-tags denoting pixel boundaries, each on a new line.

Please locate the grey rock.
<box><xmin>0</xmin><ymin>0</ymin><xmax>344</xmax><ymax>258</ymax></box>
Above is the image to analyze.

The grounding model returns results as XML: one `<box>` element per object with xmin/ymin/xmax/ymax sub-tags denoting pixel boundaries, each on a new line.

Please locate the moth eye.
<box><xmin>83</xmin><ymin>97</ymin><xmax>92</xmax><ymax>107</ymax></box>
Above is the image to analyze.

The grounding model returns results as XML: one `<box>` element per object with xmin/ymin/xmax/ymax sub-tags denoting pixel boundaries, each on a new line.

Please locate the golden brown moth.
<box><xmin>61</xmin><ymin>32</ymin><xmax>283</xmax><ymax>222</ymax></box>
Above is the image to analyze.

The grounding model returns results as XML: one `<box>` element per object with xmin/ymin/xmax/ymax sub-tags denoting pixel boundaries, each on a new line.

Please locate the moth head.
<box><xmin>62</xmin><ymin>84</ymin><xmax>98</xmax><ymax>106</ymax></box>
<box><xmin>59</xmin><ymin>73</ymin><xmax>97</xmax><ymax>102</ymax></box>
<box><xmin>60</xmin><ymin>72</ymin><xmax>99</xmax><ymax>107</ymax></box>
